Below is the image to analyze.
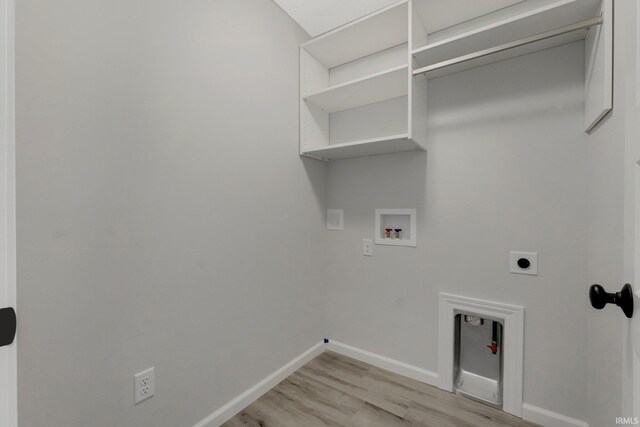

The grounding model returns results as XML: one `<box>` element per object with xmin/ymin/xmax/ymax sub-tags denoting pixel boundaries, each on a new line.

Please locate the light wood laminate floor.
<box><xmin>223</xmin><ymin>351</ymin><xmax>538</xmax><ymax>427</ymax></box>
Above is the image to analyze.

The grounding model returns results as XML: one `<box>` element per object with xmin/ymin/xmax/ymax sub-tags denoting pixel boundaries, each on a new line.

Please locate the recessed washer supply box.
<box><xmin>375</xmin><ymin>208</ymin><xmax>416</xmax><ymax>247</ymax></box>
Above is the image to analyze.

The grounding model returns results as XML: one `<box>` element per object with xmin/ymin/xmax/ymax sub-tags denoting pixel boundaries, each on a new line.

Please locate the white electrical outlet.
<box><xmin>363</xmin><ymin>239</ymin><xmax>373</xmax><ymax>256</ymax></box>
<box><xmin>134</xmin><ymin>367</ymin><xmax>155</xmax><ymax>405</ymax></box>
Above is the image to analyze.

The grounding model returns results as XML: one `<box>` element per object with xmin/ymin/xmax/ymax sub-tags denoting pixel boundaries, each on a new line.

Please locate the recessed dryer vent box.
<box><xmin>375</xmin><ymin>209</ymin><xmax>416</xmax><ymax>247</ymax></box>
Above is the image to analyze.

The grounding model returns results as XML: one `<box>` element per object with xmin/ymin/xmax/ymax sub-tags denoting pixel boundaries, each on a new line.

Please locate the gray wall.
<box><xmin>14</xmin><ymin>0</ymin><xmax>632</xmax><ymax>425</ymax></box>
<box><xmin>15</xmin><ymin>1</ymin><xmax>326</xmax><ymax>426</ymax></box>
<box><xmin>326</xmin><ymin>42</ymin><xmax>591</xmax><ymax>420</ymax></box>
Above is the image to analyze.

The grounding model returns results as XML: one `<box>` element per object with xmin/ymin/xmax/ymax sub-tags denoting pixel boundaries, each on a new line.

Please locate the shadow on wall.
<box><xmin>323</xmin><ymin>149</ymin><xmax>429</xmax><ymax>363</ymax></box>
<box><xmin>301</xmin><ymin>156</ymin><xmax>328</xmax><ymax>210</ymax></box>
<box><xmin>427</xmin><ymin>42</ymin><xmax>584</xmax><ymax>132</ymax></box>
<box><xmin>327</xmin><ymin>150</ymin><xmax>428</xmax><ymax>226</ymax></box>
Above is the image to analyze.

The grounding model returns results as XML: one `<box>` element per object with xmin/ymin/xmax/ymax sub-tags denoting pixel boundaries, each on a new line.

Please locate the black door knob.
<box><xmin>589</xmin><ymin>284</ymin><xmax>634</xmax><ymax>318</ymax></box>
<box><xmin>0</xmin><ymin>307</ymin><xmax>16</xmax><ymax>347</ymax></box>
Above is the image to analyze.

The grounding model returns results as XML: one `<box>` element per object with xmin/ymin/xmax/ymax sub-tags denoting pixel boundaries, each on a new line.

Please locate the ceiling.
<box><xmin>274</xmin><ymin>0</ymin><xmax>525</xmax><ymax>37</ymax></box>
<box><xmin>273</xmin><ymin>0</ymin><xmax>399</xmax><ymax>37</ymax></box>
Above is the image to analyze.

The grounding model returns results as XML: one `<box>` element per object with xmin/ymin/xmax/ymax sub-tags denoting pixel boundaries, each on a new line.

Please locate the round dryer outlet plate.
<box><xmin>510</xmin><ymin>251</ymin><xmax>537</xmax><ymax>276</ymax></box>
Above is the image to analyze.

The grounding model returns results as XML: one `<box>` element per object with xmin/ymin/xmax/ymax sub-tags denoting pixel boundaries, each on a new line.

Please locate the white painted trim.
<box><xmin>193</xmin><ymin>342</ymin><xmax>326</xmax><ymax>427</ymax></box>
<box><xmin>584</xmin><ymin>0</ymin><xmax>613</xmax><ymax>133</ymax></box>
<box><xmin>326</xmin><ymin>340</ymin><xmax>439</xmax><ymax>387</ymax></box>
<box><xmin>522</xmin><ymin>403</ymin><xmax>589</xmax><ymax>427</ymax></box>
<box><xmin>328</xmin><ymin>340</ymin><xmax>588</xmax><ymax>426</ymax></box>
<box><xmin>439</xmin><ymin>293</ymin><xmax>524</xmax><ymax>417</ymax></box>
<box><xmin>0</xmin><ymin>0</ymin><xmax>16</xmax><ymax>424</ymax></box>
<box><xmin>194</xmin><ymin>338</ymin><xmax>590</xmax><ymax>427</ymax></box>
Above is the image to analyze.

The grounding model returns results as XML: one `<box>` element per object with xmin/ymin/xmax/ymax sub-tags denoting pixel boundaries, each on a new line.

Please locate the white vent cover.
<box><xmin>327</xmin><ymin>209</ymin><xmax>344</xmax><ymax>230</ymax></box>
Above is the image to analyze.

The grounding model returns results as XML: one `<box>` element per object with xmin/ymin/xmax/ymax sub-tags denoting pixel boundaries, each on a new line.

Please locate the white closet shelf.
<box><xmin>411</xmin><ymin>0</ymin><xmax>600</xmax><ymax>70</ymax></box>
<box><xmin>301</xmin><ymin>1</ymin><xmax>408</xmax><ymax>68</ymax></box>
<box><xmin>414</xmin><ymin>16</ymin><xmax>600</xmax><ymax>80</ymax></box>
<box><xmin>300</xmin><ymin>134</ymin><xmax>425</xmax><ymax>161</ymax></box>
<box><xmin>303</xmin><ymin>65</ymin><xmax>408</xmax><ymax>113</ymax></box>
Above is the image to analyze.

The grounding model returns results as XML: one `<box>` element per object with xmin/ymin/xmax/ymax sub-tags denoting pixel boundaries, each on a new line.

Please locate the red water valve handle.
<box><xmin>487</xmin><ymin>342</ymin><xmax>498</xmax><ymax>354</ymax></box>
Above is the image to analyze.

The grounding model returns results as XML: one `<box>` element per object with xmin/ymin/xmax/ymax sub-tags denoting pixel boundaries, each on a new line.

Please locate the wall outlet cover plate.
<box><xmin>134</xmin><ymin>367</ymin><xmax>155</xmax><ymax>405</ymax></box>
<box><xmin>363</xmin><ymin>239</ymin><xmax>373</xmax><ymax>256</ymax></box>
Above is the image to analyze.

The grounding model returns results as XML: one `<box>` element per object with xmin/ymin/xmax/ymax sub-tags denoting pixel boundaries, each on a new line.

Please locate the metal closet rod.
<box><xmin>413</xmin><ymin>16</ymin><xmax>604</xmax><ymax>76</ymax></box>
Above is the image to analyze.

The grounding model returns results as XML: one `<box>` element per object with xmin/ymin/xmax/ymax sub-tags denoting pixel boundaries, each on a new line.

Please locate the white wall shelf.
<box><xmin>412</xmin><ymin>0</ymin><xmax>601</xmax><ymax>70</ymax></box>
<box><xmin>300</xmin><ymin>1</ymin><xmax>409</xmax><ymax>69</ymax></box>
<box><xmin>410</xmin><ymin>0</ymin><xmax>611</xmax><ymax>131</ymax></box>
<box><xmin>300</xmin><ymin>0</ymin><xmax>427</xmax><ymax>161</ymax></box>
<box><xmin>301</xmin><ymin>134</ymin><xmax>419</xmax><ymax>161</ymax></box>
<box><xmin>300</xmin><ymin>0</ymin><xmax>612</xmax><ymax>162</ymax></box>
<box><xmin>413</xmin><ymin>17</ymin><xmax>600</xmax><ymax>80</ymax></box>
<box><xmin>303</xmin><ymin>65</ymin><xmax>408</xmax><ymax>114</ymax></box>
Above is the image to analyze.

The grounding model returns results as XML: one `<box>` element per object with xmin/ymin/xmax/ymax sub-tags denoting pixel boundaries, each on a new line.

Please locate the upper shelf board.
<box><xmin>303</xmin><ymin>65</ymin><xmax>408</xmax><ymax>113</ymax></box>
<box><xmin>301</xmin><ymin>1</ymin><xmax>409</xmax><ymax>69</ymax></box>
<box><xmin>412</xmin><ymin>0</ymin><xmax>601</xmax><ymax>69</ymax></box>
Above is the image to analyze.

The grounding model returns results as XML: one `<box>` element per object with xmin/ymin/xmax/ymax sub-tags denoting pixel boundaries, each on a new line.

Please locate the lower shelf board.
<box><xmin>300</xmin><ymin>134</ymin><xmax>425</xmax><ymax>161</ymax></box>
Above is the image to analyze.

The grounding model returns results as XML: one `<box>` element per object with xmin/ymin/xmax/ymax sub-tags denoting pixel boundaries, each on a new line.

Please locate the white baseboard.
<box><xmin>326</xmin><ymin>340</ymin><xmax>439</xmax><ymax>387</ymax></box>
<box><xmin>328</xmin><ymin>341</ymin><xmax>588</xmax><ymax>427</ymax></box>
<box><xmin>193</xmin><ymin>341</ymin><xmax>326</xmax><ymax>427</ymax></box>
<box><xmin>193</xmin><ymin>340</ymin><xmax>588</xmax><ymax>427</ymax></box>
<box><xmin>522</xmin><ymin>403</ymin><xmax>589</xmax><ymax>427</ymax></box>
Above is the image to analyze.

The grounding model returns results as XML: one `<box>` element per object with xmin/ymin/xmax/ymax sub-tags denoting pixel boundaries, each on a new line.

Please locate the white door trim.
<box><xmin>0</xmin><ymin>0</ymin><xmax>17</xmax><ymax>425</ymax></box>
<box><xmin>630</xmin><ymin>1</ymin><xmax>640</xmax><ymax>418</ymax></box>
<box><xmin>438</xmin><ymin>293</ymin><xmax>524</xmax><ymax>417</ymax></box>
